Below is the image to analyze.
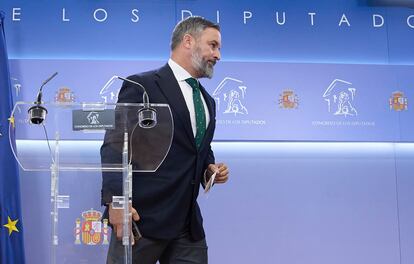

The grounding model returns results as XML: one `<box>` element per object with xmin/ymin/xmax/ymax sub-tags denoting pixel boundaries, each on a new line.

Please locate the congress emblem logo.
<box><xmin>389</xmin><ymin>91</ymin><xmax>408</xmax><ymax>111</ymax></box>
<box><xmin>323</xmin><ymin>79</ymin><xmax>357</xmax><ymax>117</ymax></box>
<box><xmin>213</xmin><ymin>77</ymin><xmax>248</xmax><ymax>116</ymax></box>
<box><xmin>74</xmin><ymin>209</ymin><xmax>109</xmax><ymax>245</ymax></box>
<box><xmin>278</xmin><ymin>90</ymin><xmax>299</xmax><ymax>109</ymax></box>
<box><xmin>87</xmin><ymin>112</ymin><xmax>100</xmax><ymax>125</ymax></box>
<box><xmin>55</xmin><ymin>87</ymin><xmax>75</xmax><ymax>103</ymax></box>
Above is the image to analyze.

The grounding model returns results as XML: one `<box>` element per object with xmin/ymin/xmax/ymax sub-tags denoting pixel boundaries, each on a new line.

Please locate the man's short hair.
<box><xmin>171</xmin><ymin>16</ymin><xmax>220</xmax><ymax>51</ymax></box>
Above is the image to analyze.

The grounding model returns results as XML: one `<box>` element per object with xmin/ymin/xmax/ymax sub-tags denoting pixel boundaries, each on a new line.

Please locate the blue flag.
<box><xmin>0</xmin><ymin>11</ymin><xmax>26</xmax><ymax>264</ymax></box>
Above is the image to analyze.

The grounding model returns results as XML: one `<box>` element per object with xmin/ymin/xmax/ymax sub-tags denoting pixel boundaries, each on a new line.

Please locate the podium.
<box><xmin>9</xmin><ymin>101</ymin><xmax>173</xmax><ymax>264</ymax></box>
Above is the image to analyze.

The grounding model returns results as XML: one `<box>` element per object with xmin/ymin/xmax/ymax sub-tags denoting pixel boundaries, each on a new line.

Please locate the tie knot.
<box><xmin>185</xmin><ymin>78</ymin><xmax>199</xmax><ymax>90</ymax></box>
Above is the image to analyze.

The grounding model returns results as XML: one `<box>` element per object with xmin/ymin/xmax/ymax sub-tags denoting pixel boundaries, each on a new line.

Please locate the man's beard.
<box><xmin>191</xmin><ymin>46</ymin><xmax>215</xmax><ymax>79</ymax></box>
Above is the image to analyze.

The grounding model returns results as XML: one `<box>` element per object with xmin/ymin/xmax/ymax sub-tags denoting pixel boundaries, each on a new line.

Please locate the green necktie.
<box><xmin>185</xmin><ymin>77</ymin><xmax>206</xmax><ymax>149</ymax></box>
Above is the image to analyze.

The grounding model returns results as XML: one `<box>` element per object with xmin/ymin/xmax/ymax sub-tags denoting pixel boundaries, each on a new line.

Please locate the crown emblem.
<box><xmin>55</xmin><ymin>87</ymin><xmax>75</xmax><ymax>103</ymax></box>
<box><xmin>74</xmin><ymin>208</ymin><xmax>109</xmax><ymax>246</ymax></box>
<box><xmin>82</xmin><ymin>209</ymin><xmax>101</xmax><ymax>221</ymax></box>
<box><xmin>389</xmin><ymin>91</ymin><xmax>408</xmax><ymax>111</ymax></box>
<box><xmin>279</xmin><ymin>89</ymin><xmax>299</xmax><ymax>109</ymax></box>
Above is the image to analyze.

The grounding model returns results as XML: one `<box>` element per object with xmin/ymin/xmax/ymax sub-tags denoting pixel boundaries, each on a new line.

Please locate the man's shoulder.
<box><xmin>126</xmin><ymin>70</ymin><xmax>156</xmax><ymax>81</ymax></box>
<box><xmin>127</xmin><ymin>64</ymin><xmax>171</xmax><ymax>81</ymax></box>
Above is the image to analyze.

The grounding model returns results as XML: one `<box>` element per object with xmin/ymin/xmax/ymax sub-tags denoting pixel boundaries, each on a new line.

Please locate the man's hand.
<box><xmin>207</xmin><ymin>163</ymin><xmax>229</xmax><ymax>184</ymax></box>
<box><xmin>108</xmin><ymin>203</ymin><xmax>140</xmax><ymax>244</ymax></box>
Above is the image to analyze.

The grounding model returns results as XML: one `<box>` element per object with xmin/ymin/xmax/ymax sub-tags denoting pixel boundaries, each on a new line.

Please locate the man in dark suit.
<box><xmin>101</xmin><ymin>16</ymin><xmax>229</xmax><ymax>263</ymax></box>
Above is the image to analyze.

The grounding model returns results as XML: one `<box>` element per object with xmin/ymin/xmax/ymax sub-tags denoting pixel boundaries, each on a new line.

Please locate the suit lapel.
<box><xmin>154</xmin><ymin>65</ymin><xmax>195</xmax><ymax>145</ymax></box>
<box><xmin>199</xmin><ymin>85</ymin><xmax>216</xmax><ymax>150</ymax></box>
<box><xmin>199</xmin><ymin>84</ymin><xmax>214</xmax><ymax>133</ymax></box>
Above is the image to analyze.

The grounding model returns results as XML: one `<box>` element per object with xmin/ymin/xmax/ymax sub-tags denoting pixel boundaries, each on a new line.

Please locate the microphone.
<box><xmin>102</xmin><ymin>76</ymin><xmax>157</xmax><ymax>129</ymax></box>
<box><xmin>28</xmin><ymin>72</ymin><xmax>58</xmax><ymax>124</ymax></box>
<box><xmin>117</xmin><ymin>76</ymin><xmax>157</xmax><ymax>129</ymax></box>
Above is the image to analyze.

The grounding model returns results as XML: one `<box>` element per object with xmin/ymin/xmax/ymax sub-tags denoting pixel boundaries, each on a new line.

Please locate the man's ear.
<box><xmin>182</xmin><ymin>34</ymin><xmax>193</xmax><ymax>49</ymax></box>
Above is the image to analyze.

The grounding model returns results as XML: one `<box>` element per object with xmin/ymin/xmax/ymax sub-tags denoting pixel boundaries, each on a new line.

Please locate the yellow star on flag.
<box><xmin>3</xmin><ymin>216</ymin><xmax>19</xmax><ymax>236</ymax></box>
<box><xmin>8</xmin><ymin>115</ymin><xmax>15</xmax><ymax>128</ymax></box>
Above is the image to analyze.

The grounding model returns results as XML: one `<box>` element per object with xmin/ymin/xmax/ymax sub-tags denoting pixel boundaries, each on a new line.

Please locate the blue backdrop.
<box><xmin>2</xmin><ymin>0</ymin><xmax>414</xmax><ymax>142</ymax></box>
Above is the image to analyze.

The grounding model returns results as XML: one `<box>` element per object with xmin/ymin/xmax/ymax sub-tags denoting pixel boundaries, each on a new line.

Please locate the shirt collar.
<box><xmin>168</xmin><ymin>58</ymin><xmax>194</xmax><ymax>82</ymax></box>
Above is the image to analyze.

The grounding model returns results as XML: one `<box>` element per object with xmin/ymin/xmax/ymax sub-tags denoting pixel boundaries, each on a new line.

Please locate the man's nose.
<box><xmin>214</xmin><ymin>49</ymin><xmax>221</xmax><ymax>61</ymax></box>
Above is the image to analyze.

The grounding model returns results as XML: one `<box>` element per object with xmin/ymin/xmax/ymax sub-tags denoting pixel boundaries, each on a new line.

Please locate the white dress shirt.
<box><xmin>168</xmin><ymin>58</ymin><xmax>210</xmax><ymax>138</ymax></box>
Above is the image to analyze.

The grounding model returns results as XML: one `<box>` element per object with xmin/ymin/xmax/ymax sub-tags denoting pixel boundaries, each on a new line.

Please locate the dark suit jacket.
<box><xmin>101</xmin><ymin>64</ymin><xmax>216</xmax><ymax>241</ymax></box>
